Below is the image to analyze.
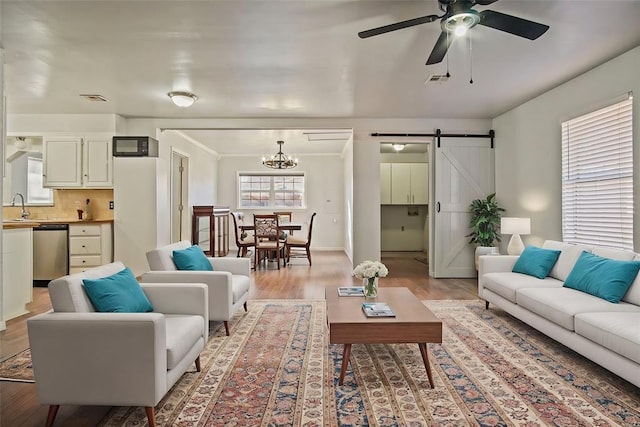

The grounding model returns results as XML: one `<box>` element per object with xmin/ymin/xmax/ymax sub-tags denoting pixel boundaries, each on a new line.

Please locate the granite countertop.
<box><xmin>3</xmin><ymin>218</ymin><xmax>114</xmax><ymax>229</ymax></box>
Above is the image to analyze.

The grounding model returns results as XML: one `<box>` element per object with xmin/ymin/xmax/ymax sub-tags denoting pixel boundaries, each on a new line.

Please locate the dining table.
<box><xmin>239</xmin><ymin>223</ymin><xmax>302</xmax><ymax>232</ymax></box>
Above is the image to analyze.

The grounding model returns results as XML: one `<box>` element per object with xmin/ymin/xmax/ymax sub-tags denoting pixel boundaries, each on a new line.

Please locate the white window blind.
<box><xmin>561</xmin><ymin>97</ymin><xmax>633</xmax><ymax>250</ymax></box>
<box><xmin>238</xmin><ymin>172</ymin><xmax>305</xmax><ymax>209</ymax></box>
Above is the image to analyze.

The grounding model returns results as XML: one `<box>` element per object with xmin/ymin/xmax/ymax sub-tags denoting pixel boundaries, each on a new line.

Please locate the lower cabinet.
<box><xmin>69</xmin><ymin>223</ymin><xmax>113</xmax><ymax>275</ymax></box>
<box><xmin>2</xmin><ymin>228</ymin><xmax>33</xmax><ymax>324</ymax></box>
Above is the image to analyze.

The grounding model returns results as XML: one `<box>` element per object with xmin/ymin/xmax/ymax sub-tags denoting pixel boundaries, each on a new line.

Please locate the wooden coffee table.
<box><xmin>325</xmin><ymin>286</ymin><xmax>442</xmax><ymax>386</ymax></box>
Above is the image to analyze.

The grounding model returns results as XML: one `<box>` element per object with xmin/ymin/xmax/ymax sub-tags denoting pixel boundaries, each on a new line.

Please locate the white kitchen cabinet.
<box><xmin>68</xmin><ymin>223</ymin><xmax>113</xmax><ymax>275</ymax></box>
<box><xmin>387</xmin><ymin>162</ymin><xmax>428</xmax><ymax>205</ymax></box>
<box><xmin>43</xmin><ymin>135</ymin><xmax>113</xmax><ymax>188</ymax></box>
<box><xmin>2</xmin><ymin>228</ymin><xmax>33</xmax><ymax>323</ymax></box>
<box><xmin>380</xmin><ymin>163</ymin><xmax>392</xmax><ymax>204</ymax></box>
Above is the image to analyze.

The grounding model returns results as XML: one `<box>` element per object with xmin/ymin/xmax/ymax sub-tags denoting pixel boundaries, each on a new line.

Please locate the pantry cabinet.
<box><xmin>43</xmin><ymin>135</ymin><xmax>113</xmax><ymax>188</ymax></box>
<box><xmin>381</xmin><ymin>162</ymin><xmax>428</xmax><ymax>205</ymax></box>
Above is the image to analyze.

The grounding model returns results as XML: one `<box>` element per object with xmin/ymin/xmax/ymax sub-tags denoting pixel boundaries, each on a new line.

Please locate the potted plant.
<box><xmin>467</xmin><ymin>193</ymin><xmax>505</xmax><ymax>268</ymax></box>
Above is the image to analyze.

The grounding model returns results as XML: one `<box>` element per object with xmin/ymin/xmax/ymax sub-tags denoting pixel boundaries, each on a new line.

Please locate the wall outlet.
<box><xmin>109</xmin><ymin>201</ymin><xmax>114</xmax><ymax>210</ymax></box>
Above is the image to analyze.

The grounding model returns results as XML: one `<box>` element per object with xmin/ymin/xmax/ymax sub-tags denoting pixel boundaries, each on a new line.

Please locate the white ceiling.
<box><xmin>3</xmin><ymin>0</ymin><xmax>640</xmax><ymax>154</ymax></box>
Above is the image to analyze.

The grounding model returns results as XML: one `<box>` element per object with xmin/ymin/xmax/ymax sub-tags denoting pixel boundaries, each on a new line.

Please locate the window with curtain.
<box><xmin>238</xmin><ymin>172</ymin><xmax>305</xmax><ymax>209</ymax></box>
<box><xmin>561</xmin><ymin>96</ymin><xmax>633</xmax><ymax>250</ymax></box>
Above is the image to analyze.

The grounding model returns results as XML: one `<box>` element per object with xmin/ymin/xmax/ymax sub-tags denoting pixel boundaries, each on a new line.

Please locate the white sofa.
<box><xmin>479</xmin><ymin>240</ymin><xmax>640</xmax><ymax>388</ymax></box>
<box><xmin>27</xmin><ymin>261</ymin><xmax>209</xmax><ymax>427</ymax></box>
<box><xmin>142</xmin><ymin>240</ymin><xmax>251</xmax><ymax>336</ymax></box>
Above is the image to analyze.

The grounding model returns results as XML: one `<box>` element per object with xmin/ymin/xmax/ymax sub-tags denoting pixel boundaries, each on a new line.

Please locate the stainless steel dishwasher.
<box><xmin>33</xmin><ymin>223</ymin><xmax>69</xmax><ymax>286</ymax></box>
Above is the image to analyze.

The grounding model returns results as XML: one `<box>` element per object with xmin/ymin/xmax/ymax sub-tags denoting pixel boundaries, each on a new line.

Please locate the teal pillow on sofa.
<box><xmin>512</xmin><ymin>245</ymin><xmax>561</xmax><ymax>279</ymax></box>
<box><xmin>173</xmin><ymin>245</ymin><xmax>213</xmax><ymax>271</ymax></box>
<box><xmin>564</xmin><ymin>251</ymin><xmax>640</xmax><ymax>303</ymax></box>
<box><xmin>83</xmin><ymin>267</ymin><xmax>153</xmax><ymax>313</ymax></box>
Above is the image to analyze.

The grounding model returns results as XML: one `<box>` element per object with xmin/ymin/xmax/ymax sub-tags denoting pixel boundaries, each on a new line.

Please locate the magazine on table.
<box><xmin>337</xmin><ymin>287</ymin><xmax>365</xmax><ymax>297</ymax></box>
<box><xmin>361</xmin><ymin>302</ymin><xmax>396</xmax><ymax>317</ymax></box>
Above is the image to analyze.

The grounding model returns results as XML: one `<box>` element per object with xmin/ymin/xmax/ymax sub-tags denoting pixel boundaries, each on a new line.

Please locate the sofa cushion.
<box><xmin>564</xmin><ymin>252</ymin><xmax>640</xmax><ymax>303</ymax></box>
<box><xmin>512</xmin><ymin>246</ymin><xmax>561</xmax><ymax>279</ymax></box>
<box><xmin>623</xmin><ymin>254</ymin><xmax>640</xmax><ymax>305</ymax></box>
<box><xmin>82</xmin><ymin>267</ymin><xmax>154</xmax><ymax>313</ymax></box>
<box><xmin>591</xmin><ymin>247</ymin><xmax>636</xmax><ymax>261</ymax></box>
<box><xmin>165</xmin><ymin>314</ymin><xmax>205</xmax><ymax>370</ymax></box>
<box><xmin>483</xmin><ymin>272</ymin><xmax>563</xmax><ymax>303</ymax></box>
<box><xmin>232</xmin><ymin>275</ymin><xmax>251</xmax><ymax>303</ymax></box>
<box><xmin>48</xmin><ymin>261</ymin><xmax>129</xmax><ymax>313</ymax></box>
<box><xmin>516</xmin><ymin>287</ymin><xmax>640</xmax><ymax>331</ymax></box>
<box><xmin>173</xmin><ymin>245</ymin><xmax>214</xmax><ymax>271</ymax></box>
<box><xmin>542</xmin><ymin>240</ymin><xmax>593</xmax><ymax>282</ymax></box>
<box><xmin>575</xmin><ymin>312</ymin><xmax>640</xmax><ymax>364</ymax></box>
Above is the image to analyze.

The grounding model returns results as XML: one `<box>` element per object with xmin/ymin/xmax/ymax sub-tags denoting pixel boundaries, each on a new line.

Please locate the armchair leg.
<box><xmin>45</xmin><ymin>405</ymin><xmax>59</xmax><ymax>427</ymax></box>
<box><xmin>145</xmin><ymin>407</ymin><xmax>156</xmax><ymax>427</ymax></box>
<box><xmin>195</xmin><ymin>355</ymin><xmax>201</xmax><ymax>372</ymax></box>
<box><xmin>224</xmin><ymin>321</ymin><xmax>230</xmax><ymax>336</ymax></box>
<box><xmin>244</xmin><ymin>301</ymin><xmax>248</xmax><ymax>311</ymax></box>
<box><xmin>485</xmin><ymin>301</ymin><xmax>489</xmax><ymax>310</ymax></box>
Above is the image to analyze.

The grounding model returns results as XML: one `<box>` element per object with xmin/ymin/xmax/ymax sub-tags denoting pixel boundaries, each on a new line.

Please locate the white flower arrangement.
<box><xmin>352</xmin><ymin>260</ymin><xmax>388</xmax><ymax>279</ymax></box>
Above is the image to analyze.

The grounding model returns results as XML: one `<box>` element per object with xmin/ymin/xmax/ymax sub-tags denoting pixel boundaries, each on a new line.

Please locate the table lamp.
<box><xmin>501</xmin><ymin>217</ymin><xmax>531</xmax><ymax>255</ymax></box>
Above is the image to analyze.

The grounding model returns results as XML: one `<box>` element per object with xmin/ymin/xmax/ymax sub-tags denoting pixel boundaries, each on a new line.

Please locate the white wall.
<box><xmin>493</xmin><ymin>46</ymin><xmax>640</xmax><ymax>250</ymax></box>
<box><xmin>217</xmin><ymin>153</ymin><xmax>344</xmax><ymax>249</ymax></box>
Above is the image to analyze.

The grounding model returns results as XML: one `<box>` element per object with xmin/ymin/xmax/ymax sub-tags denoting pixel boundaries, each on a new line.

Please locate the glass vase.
<box><xmin>363</xmin><ymin>277</ymin><xmax>378</xmax><ymax>298</ymax></box>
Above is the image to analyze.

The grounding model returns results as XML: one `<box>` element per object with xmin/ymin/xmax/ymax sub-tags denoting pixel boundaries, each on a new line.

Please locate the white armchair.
<box><xmin>142</xmin><ymin>240</ymin><xmax>251</xmax><ymax>335</ymax></box>
<box><xmin>27</xmin><ymin>261</ymin><xmax>208</xmax><ymax>427</ymax></box>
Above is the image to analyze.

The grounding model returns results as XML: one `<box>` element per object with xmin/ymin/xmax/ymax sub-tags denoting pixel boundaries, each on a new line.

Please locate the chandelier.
<box><xmin>262</xmin><ymin>140</ymin><xmax>298</xmax><ymax>169</ymax></box>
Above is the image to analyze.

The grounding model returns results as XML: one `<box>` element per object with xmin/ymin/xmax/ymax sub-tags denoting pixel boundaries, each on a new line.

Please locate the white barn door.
<box><xmin>432</xmin><ymin>138</ymin><xmax>494</xmax><ymax>278</ymax></box>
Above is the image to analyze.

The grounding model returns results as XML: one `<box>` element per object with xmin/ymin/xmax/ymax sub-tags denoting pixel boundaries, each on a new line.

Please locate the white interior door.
<box><xmin>170</xmin><ymin>150</ymin><xmax>189</xmax><ymax>243</ymax></box>
<box><xmin>432</xmin><ymin>138</ymin><xmax>494</xmax><ymax>278</ymax></box>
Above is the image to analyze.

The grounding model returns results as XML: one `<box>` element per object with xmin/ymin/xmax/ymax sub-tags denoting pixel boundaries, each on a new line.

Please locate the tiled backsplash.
<box><xmin>3</xmin><ymin>189</ymin><xmax>114</xmax><ymax>220</ymax></box>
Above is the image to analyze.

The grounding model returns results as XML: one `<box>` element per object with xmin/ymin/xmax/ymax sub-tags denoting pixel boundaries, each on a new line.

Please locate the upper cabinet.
<box><xmin>380</xmin><ymin>162</ymin><xmax>428</xmax><ymax>205</ymax></box>
<box><xmin>43</xmin><ymin>135</ymin><xmax>113</xmax><ymax>188</ymax></box>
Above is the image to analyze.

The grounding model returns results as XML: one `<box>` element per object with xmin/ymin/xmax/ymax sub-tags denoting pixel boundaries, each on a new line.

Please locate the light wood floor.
<box><xmin>0</xmin><ymin>251</ymin><xmax>477</xmax><ymax>427</ymax></box>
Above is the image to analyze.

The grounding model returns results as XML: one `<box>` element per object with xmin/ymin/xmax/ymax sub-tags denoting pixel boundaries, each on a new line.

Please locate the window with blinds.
<box><xmin>238</xmin><ymin>172</ymin><xmax>305</xmax><ymax>209</ymax></box>
<box><xmin>561</xmin><ymin>96</ymin><xmax>633</xmax><ymax>250</ymax></box>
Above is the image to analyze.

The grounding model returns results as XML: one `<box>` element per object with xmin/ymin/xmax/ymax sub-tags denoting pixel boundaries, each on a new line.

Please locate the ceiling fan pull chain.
<box><xmin>468</xmin><ymin>29</ymin><xmax>474</xmax><ymax>84</ymax></box>
<box><xmin>446</xmin><ymin>31</ymin><xmax>451</xmax><ymax>78</ymax></box>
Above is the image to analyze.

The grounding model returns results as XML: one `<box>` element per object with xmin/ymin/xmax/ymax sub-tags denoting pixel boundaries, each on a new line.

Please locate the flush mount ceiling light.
<box><xmin>262</xmin><ymin>140</ymin><xmax>298</xmax><ymax>169</ymax></box>
<box><xmin>168</xmin><ymin>91</ymin><xmax>198</xmax><ymax>108</ymax></box>
<box><xmin>393</xmin><ymin>143</ymin><xmax>406</xmax><ymax>152</ymax></box>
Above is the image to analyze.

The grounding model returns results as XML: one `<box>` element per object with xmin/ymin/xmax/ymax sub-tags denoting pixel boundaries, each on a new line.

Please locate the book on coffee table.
<box><xmin>362</xmin><ymin>302</ymin><xmax>396</xmax><ymax>317</ymax></box>
<box><xmin>337</xmin><ymin>287</ymin><xmax>365</xmax><ymax>297</ymax></box>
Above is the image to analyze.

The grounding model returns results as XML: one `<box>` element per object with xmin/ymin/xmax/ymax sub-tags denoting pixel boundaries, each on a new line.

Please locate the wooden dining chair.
<box><xmin>230</xmin><ymin>211</ymin><xmax>255</xmax><ymax>257</ymax></box>
<box><xmin>285</xmin><ymin>212</ymin><xmax>316</xmax><ymax>265</ymax></box>
<box><xmin>253</xmin><ymin>214</ymin><xmax>286</xmax><ymax>269</ymax></box>
<box><xmin>273</xmin><ymin>211</ymin><xmax>293</xmax><ymax>235</ymax></box>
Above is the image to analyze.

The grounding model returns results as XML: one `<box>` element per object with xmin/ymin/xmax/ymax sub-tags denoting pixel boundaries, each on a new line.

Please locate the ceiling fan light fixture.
<box><xmin>262</xmin><ymin>140</ymin><xmax>298</xmax><ymax>169</ymax></box>
<box><xmin>168</xmin><ymin>91</ymin><xmax>198</xmax><ymax>108</ymax></box>
<box><xmin>393</xmin><ymin>143</ymin><xmax>406</xmax><ymax>151</ymax></box>
<box><xmin>442</xmin><ymin>10</ymin><xmax>480</xmax><ymax>36</ymax></box>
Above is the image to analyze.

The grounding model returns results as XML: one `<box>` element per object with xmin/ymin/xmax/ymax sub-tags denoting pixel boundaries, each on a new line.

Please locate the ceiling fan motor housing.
<box><xmin>441</xmin><ymin>1</ymin><xmax>481</xmax><ymax>33</ymax></box>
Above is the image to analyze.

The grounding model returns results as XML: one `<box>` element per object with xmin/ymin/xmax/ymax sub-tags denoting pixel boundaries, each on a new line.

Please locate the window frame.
<box><xmin>561</xmin><ymin>96</ymin><xmax>633</xmax><ymax>251</ymax></box>
<box><xmin>237</xmin><ymin>171</ymin><xmax>307</xmax><ymax>210</ymax></box>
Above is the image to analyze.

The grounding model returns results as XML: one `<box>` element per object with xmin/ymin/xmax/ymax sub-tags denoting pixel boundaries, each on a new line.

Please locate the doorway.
<box><xmin>170</xmin><ymin>149</ymin><xmax>189</xmax><ymax>243</ymax></box>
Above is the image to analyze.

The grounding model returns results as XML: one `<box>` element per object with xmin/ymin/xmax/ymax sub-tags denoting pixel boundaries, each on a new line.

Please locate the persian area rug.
<box><xmin>0</xmin><ymin>348</ymin><xmax>34</xmax><ymax>383</ymax></box>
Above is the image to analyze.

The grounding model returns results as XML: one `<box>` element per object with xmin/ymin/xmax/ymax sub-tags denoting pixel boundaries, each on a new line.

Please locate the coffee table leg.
<box><xmin>339</xmin><ymin>344</ymin><xmax>352</xmax><ymax>385</ymax></box>
<box><xmin>418</xmin><ymin>343</ymin><xmax>435</xmax><ymax>388</ymax></box>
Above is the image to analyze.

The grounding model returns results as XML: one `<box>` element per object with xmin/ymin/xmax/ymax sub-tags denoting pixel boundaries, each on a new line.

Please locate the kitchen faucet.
<box><xmin>11</xmin><ymin>193</ymin><xmax>30</xmax><ymax>220</ymax></box>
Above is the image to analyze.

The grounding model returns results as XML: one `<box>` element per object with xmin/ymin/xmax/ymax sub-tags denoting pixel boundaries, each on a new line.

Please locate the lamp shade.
<box><xmin>168</xmin><ymin>91</ymin><xmax>197</xmax><ymax>108</ymax></box>
<box><xmin>501</xmin><ymin>217</ymin><xmax>531</xmax><ymax>235</ymax></box>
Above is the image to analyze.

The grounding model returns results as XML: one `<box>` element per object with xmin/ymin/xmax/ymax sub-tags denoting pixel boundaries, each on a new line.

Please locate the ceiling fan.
<box><xmin>358</xmin><ymin>0</ymin><xmax>549</xmax><ymax>65</ymax></box>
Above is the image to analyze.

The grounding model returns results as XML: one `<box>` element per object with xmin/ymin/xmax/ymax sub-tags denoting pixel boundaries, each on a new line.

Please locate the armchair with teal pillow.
<box><xmin>142</xmin><ymin>240</ymin><xmax>252</xmax><ymax>336</ymax></box>
<box><xmin>27</xmin><ymin>261</ymin><xmax>208</xmax><ymax>427</ymax></box>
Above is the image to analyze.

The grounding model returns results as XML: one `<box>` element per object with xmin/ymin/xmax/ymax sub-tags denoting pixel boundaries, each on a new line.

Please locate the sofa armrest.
<box><xmin>140</xmin><ymin>282</ymin><xmax>209</xmax><ymax>341</ymax></box>
<box><xmin>208</xmin><ymin>257</ymin><xmax>251</xmax><ymax>276</ymax></box>
<box><xmin>27</xmin><ymin>312</ymin><xmax>167</xmax><ymax>407</ymax></box>
<box><xmin>478</xmin><ymin>255</ymin><xmax>519</xmax><ymax>295</ymax></box>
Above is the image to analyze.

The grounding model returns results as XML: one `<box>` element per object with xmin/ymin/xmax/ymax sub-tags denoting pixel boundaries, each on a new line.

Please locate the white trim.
<box><xmin>221</xmin><ymin>153</ymin><xmax>341</xmax><ymax>158</ymax></box>
<box><xmin>171</xmin><ymin>130</ymin><xmax>219</xmax><ymax>158</ymax></box>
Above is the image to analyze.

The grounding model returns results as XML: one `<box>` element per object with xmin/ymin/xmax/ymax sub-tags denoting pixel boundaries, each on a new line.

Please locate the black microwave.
<box><xmin>112</xmin><ymin>136</ymin><xmax>159</xmax><ymax>157</ymax></box>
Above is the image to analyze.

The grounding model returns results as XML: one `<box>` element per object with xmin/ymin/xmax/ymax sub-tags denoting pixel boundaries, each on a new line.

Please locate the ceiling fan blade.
<box><xmin>474</xmin><ymin>0</ymin><xmax>499</xmax><ymax>5</ymax></box>
<box><xmin>426</xmin><ymin>31</ymin><xmax>454</xmax><ymax>65</ymax></box>
<box><xmin>479</xmin><ymin>10</ymin><xmax>549</xmax><ymax>40</ymax></box>
<box><xmin>358</xmin><ymin>14</ymin><xmax>439</xmax><ymax>38</ymax></box>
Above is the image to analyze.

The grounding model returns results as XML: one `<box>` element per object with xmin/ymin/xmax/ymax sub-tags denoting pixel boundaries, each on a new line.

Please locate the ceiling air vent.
<box><xmin>425</xmin><ymin>74</ymin><xmax>450</xmax><ymax>84</ymax></box>
<box><xmin>80</xmin><ymin>94</ymin><xmax>108</xmax><ymax>102</ymax></box>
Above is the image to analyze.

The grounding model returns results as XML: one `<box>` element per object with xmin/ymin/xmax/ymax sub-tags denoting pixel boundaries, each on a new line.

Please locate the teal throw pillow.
<box><xmin>563</xmin><ymin>251</ymin><xmax>640</xmax><ymax>303</ymax></box>
<box><xmin>83</xmin><ymin>267</ymin><xmax>153</xmax><ymax>313</ymax></box>
<box><xmin>512</xmin><ymin>245</ymin><xmax>561</xmax><ymax>279</ymax></box>
<box><xmin>173</xmin><ymin>245</ymin><xmax>213</xmax><ymax>271</ymax></box>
